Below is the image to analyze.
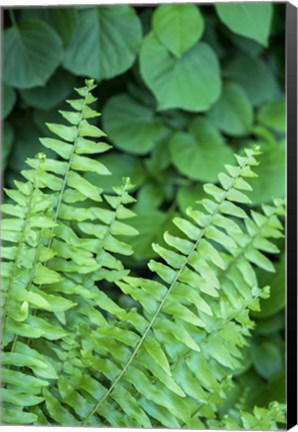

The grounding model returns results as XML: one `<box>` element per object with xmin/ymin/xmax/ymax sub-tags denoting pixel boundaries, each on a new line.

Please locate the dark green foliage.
<box><xmin>1</xmin><ymin>3</ymin><xmax>286</xmax><ymax>429</ymax></box>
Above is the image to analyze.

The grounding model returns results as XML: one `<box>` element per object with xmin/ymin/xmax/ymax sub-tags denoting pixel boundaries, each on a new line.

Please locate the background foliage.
<box><xmin>2</xmin><ymin>2</ymin><xmax>286</xmax><ymax>421</ymax></box>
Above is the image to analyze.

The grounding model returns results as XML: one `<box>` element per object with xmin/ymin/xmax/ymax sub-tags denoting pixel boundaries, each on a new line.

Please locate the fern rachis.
<box><xmin>1</xmin><ymin>81</ymin><xmax>286</xmax><ymax>429</ymax></box>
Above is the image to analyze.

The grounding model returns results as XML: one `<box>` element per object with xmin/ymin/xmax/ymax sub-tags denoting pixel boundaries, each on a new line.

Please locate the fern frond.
<box><xmin>208</xmin><ymin>401</ymin><xmax>286</xmax><ymax>430</ymax></box>
<box><xmin>1</xmin><ymin>80</ymin><xmax>138</xmax><ymax>425</ymax></box>
<box><xmin>39</xmin><ymin>147</ymin><xmax>284</xmax><ymax>428</ymax></box>
<box><xmin>1</xmin><ymin>80</ymin><xmax>285</xmax><ymax>428</ymax></box>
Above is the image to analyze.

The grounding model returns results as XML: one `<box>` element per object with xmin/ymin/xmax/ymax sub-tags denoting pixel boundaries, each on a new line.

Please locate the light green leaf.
<box><xmin>103</xmin><ymin>94</ymin><xmax>169</xmax><ymax>155</ymax></box>
<box><xmin>215</xmin><ymin>3</ymin><xmax>273</xmax><ymax>46</ymax></box>
<box><xmin>256</xmin><ymin>254</ymin><xmax>285</xmax><ymax>318</ymax></box>
<box><xmin>33</xmin><ymin>263</ymin><xmax>63</xmax><ymax>284</ymax></box>
<box><xmin>74</xmin><ymin>137</ymin><xmax>111</xmax><ymax>155</ymax></box>
<box><xmin>152</xmin><ymin>4</ymin><xmax>204</xmax><ymax>57</ymax></box>
<box><xmin>169</xmin><ymin>118</ymin><xmax>234</xmax><ymax>182</ymax></box>
<box><xmin>6</xmin><ymin>318</ymin><xmax>44</xmax><ymax>339</ymax></box>
<box><xmin>111</xmin><ymin>387</ymin><xmax>151</xmax><ymax>428</ymax></box>
<box><xmin>2</xmin><ymin>388</ymin><xmax>44</xmax><ymax>406</ymax></box>
<box><xmin>143</xmin><ymin>336</ymin><xmax>172</xmax><ymax>376</ymax></box>
<box><xmin>43</xmin><ymin>388</ymin><xmax>80</xmax><ymax>426</ymax></box>
<box><xmin>140</xmin><ymin>33</ymin><xmax>221</xmax><ymax>112</ymax></box>
<box><xmin>67</xmin><ymin>171</ymin><xmax>102</xmax><ymax>202</ymax></box>
<box><xmin>247</xmin><ymin>142</ymin><xmax>285</xmax><ymax>204</ymax></box>
<box><xmin>71</xmin><ymin>154</ymin><xmax>110</xmax><ymax>175</ymax></box>
<box><xmin>39</xmin><ymin>137</ymin><xmax>72</xmax><ymax>160</ymax></box>
<box><xmin>79</xmin><ymin>120</ymin><xmax>106</xmax><ymax>138</ymax></box>
<box><xmin>257</xmin><ymin>100</ymin><xmax>286</xmax><ymax>132</ymax></box>
<box><xmin>1</xmin><ymin>407</ymin><xmax>38</xmax><ymax>424</ymax></box>
<box><xmin>46</xmin><ymin>123</ymin><xmax>77</xmax><ymax>142</ymax></box>
<box><xmin>245</xmin><ymin>248</ymin><xmax>275</xmax><ymax>272</ymax></box>
<box><xmin>63</xmin><ymin>6</ymin><xmax>142</xmax><ymax>81</ymax></box>
<box><xmin>208</xmin><ymin>82</ymin><xmax>253</xmax><ymax>136</ymax></box>
<box><xmin>27</xmin><ymin>316</ymin><xmax>68</xmax><ymax>340</ymax></box>
<box><xmin>4</xmin><ymin>20</ymin><xmax>63</xmax><ymax>89</ymax></box>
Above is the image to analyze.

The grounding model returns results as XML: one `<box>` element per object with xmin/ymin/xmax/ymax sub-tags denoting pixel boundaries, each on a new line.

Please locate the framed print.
<box><xmin>1</xmin><ymin>1</ymin><xmax>297</xmax><ymax>430</ymax></box>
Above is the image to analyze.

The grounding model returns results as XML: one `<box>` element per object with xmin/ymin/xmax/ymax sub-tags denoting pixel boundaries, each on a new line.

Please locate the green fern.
<box><xmin>1</xmin><ymin>80</ymin><xmax>286</xmax><ymax>428</ymax></box>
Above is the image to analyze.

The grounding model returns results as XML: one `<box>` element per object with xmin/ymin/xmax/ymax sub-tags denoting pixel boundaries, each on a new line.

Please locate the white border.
<box><xmin>0</xmin><ymin>0</ymin><xmax>297</xmax><ymax>7</ymax></box>
<box><xmin>1</xmin><ymin>0</ymin><xmax>297</xmax><ymax>431</ymax></box>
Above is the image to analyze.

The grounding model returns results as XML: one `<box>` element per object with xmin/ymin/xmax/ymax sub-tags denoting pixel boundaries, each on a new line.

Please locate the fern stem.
<box><xmin>82</xmin><ymin>155</ymin><xmax>253</xmax><ymax>423</ymax></box>
<box><xmin>11</xmin><ymin>86</ymin><xmax>93</xmax><ymax>358</ymax></box>
<box><xmin>1</xmin><ymin>165</ymin><xmax>42</xmax><ymax>345</ymax></box>
<box><xmin>48</xmin><ymin>89</ymin><xmax>92</xmax><ymax>249</ymax></box>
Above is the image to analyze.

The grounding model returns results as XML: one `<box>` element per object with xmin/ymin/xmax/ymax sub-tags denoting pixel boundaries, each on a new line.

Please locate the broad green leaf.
<box><xmin>208</xmin><ymin>82</ymin><xmax>253</xmax><ymax>136</ymax></box>
<box><xmin>215</xmin><ymin>3</ymin><xmax>273</xmax><ymax>46</ymax></box>
<box><xmin>84</xmin><ymin>153</ymin><xmax>145</xmax><ymax>193</ymax></box>
<box><xmin>41</xmin><ymin>8</ymin><xmax>78</xmax><ymax>47</ymax></box>
<box><xmin>257</xmin><ymin>100</ymin><xmax>286</xmax><ymax>132</ymax></box>
<box><xmin>135</xmin><ymin>183</ymin><xmax>165</xmax><ymax>212</ymax></box>
<box><xmin>20</xmin><ymin>69</ymin><xmax>75</xmax><ymax>111</ymax></box>
<box><xmin>247</xmin><ymin>142</ymin><xmax>285</xmax><ymax>204</ymax></box>
<box><xmin>177</xmin><ymin>184</ymin><xmax>205</xmax><ymax>213</ymax></box>
<box><xmin>4</xmin><ymin>20</ymin><xmax>63</xmax><ymax>89</ymax></box>
<box><xmin>252</xmin><ymin>342</ymin><xmax>284</xmax><ymax>380</ymax></box>
<box><xmin>128</xmin><ymin>210</ymin><xmax>174</xmax><ymax>261</ymax></box>
<box><xmin>8</xmin><ymin>116</ymin><xmax>46</xmax><ymax>175</ymax></box>
<box><xmin>140</xmin><ymin>33</ymin><xmax>221</xmax><ymax>112</ymax></box>
<box><xmin>2</xmin><ymin>122</ymin><xmax>14</xmax><ymax>170</ymax></box>
<box><xmin>225</xmin><ymin>54</ymin><xmax>279</xmax><ymax>106</ymax></box>
<box><xmin>63</xmin><ymin>6</ymin><xmax>142</xmax><ymax>81</ymax></box>
<box><xmin>169</xmin><ymin>118</ymin><xmax>234</xmax><ymax>182</ymax></box>
<box><xmin>256</xmin><ymin>254</ymin><xmax>285</xmax><ymax>318</ymax></box>
<box><xmin>103</xmin><ymin>94</ymin><xmax>169</xmax><ymax>155</ymax></box>
<box><xmin>152</xmin><ymin>4</ymin><xmax>204</xmax><ymax>57</ymax></box>
<box><xmin>228</xmin><ymin>32</ymin><xmax>264</xmax><ymax>56</ymax></box>
<box><xmin>3</xmin><ymin>85</ymin><xmax>16</xmax><ymax>119</ymax></box>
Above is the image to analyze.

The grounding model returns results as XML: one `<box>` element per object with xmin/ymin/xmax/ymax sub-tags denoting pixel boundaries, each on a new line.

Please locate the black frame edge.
<box><xmin>286</xmin><ymin>1</ymin><xmax>298</xmax><ymax>430</ymax></box>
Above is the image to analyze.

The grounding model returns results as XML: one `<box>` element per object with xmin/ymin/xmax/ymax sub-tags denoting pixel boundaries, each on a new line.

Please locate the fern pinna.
<box><xmin>1</xmin><ymin>80</ymin><xmax>286</xmax><ymax>429</ymax></box>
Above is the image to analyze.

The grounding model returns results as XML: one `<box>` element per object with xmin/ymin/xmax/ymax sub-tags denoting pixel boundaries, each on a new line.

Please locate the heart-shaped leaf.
<box><xmin>20</xmin><ymin>69</ymin><xmax>75</xmax><ymax>111</ymax></box>
<box><xmin>103</xmin><ymin>94</ymin><xmax>169</xmax><ymax>155</ymax></box>
<box><xmin>215</xmin><ymin>3</ymin><xmax>273</xmax><ymax>46</ymax></box>
<box><xmin>208</xmin><ymin>82</ymin><xmax>253</xmax><ymax>136</ymax></box>
<box><xmin>152</xmin><ymin>4</ymin><xmax>204</xmax><ymax>57</ymax></box>
<box><xmin>4</xmin><ymin>20</ymin><xmax>63</xmax><ymax>89</ymax></box>
<box><xmin>169</xmin><ymin>117</ymin><xmax>234</xmax><ymax>182</ymax></box>
<box><xmin>63</xmin><ymin>6</ymin><xmax>142</xmax><ymax>81</ymax></box>
<box><xmin>140</xmin><ymin>33</ymin><xmax>221</xmax><ymax>112</ymax></box>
